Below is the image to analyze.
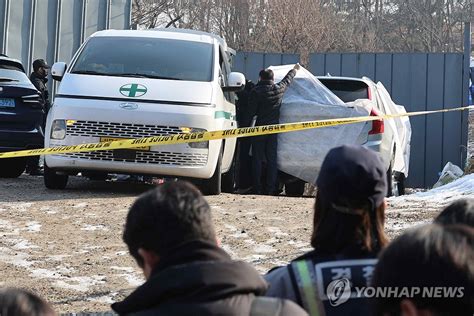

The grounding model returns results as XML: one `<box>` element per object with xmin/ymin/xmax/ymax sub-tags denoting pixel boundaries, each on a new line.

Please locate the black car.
<box><xmin>0</xmin><ymin>55</ymin><xmax>44</xmax><ymax>178</ymax></box>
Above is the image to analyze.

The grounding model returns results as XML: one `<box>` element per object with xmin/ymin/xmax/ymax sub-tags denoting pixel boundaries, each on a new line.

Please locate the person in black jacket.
<box><xmin>30</xmin><ymin>59</ymin><xmax>51</xmax><ymax>112</ymax></box>
<box><xmin>111</xmin><ymin>181</ymin><xmax>307</xmax><ymax>316</ymax></box>
<box><xmin>236</xmin><ymin>80</ymin><xmax>256</xmax><ymax>192</ymax></box>
<box><xmin>26</xmin><ymin>59</ymin><xmax>51</xmax><ymax>176</ymax></box>
<box><xmin>248</xmin><ymin>64</ymin><xmax>300</xmax><ymax>195</ymax></box>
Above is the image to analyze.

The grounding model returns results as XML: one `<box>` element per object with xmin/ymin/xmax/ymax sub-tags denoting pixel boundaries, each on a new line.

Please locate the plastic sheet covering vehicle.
<box><xmin>375</xmin><ymin>82</ymin><xmax>411</xmax><ymax>177</ymax></box>
<box><xmin>269</xmin><ymin>65</ymin><xmax>370</xmax><ymax>184</ymax></box>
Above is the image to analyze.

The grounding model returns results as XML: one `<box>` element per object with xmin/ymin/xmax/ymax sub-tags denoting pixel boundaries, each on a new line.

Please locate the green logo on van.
<box><xmin>120</xmin><ymin>84</ymin><xmax>147</xmax><ymax>97</ymax></box>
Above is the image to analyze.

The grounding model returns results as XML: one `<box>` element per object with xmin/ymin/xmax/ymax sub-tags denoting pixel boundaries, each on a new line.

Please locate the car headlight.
<box><xmin>181</xmin><ymin>127</ymin><xmax>209</xmax><ymax>149</ymax></box>
<box><xmin>51</xmin><ymin>119</ymin><xmax>67</xmax><ymax>140</ymax></box>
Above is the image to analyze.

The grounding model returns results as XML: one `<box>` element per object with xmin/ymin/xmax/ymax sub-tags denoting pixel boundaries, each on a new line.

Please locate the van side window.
<box><xmin>219</xmin><ymin>49</ymin><xmax>232</xmax><ymax>102</ymax></box>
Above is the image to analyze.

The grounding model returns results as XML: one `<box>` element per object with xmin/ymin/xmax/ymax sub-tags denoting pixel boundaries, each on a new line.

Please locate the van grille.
<box><xmin>67</xmin><ymin>120</ymin><xmax>182</xmax><ymax>138</ymax></box>
<box><xmin>61</xmin><ymin>150</ymin><xmax>208</xmax><ymax>166</ymax></box>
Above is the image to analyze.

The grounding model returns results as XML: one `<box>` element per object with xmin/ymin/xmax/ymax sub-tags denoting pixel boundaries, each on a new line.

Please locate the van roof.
<box><xmin>92</xmin><ymin>28</ymin><xmax>224</xmax><ymax>47</ymax></box>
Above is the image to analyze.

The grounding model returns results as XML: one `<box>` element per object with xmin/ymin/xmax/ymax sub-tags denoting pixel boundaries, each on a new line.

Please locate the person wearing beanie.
<box><xmin>264</xmin><ymin>145</ymin><xmax>389</xmax><ymax>316</ymax></box>
<box><xmin>26</xmin><ymin>59</ymin><xmax>51</xmax><ymax>176</ymax></box>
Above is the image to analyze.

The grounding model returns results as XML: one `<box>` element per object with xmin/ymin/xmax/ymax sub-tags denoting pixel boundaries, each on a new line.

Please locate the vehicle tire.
<box><xmin>285</xmin><ymin>179</ymin><xmax>306</xmax><ymax>197</ymax></box>
<box><xmin>396</xmin><ymin>172</ymin><xmax>406</xmax><ymax>196</ymax></box>
<box><xmin>0</xmin><ymin>158</ymin><xmax>26</xmax><ymax>178</ymax></box>
<box><xmin>44</xmin><ymin>164</ymin><xmax>68</xmax><ymax>189</ymax></box>
<box><xmin>222</xmin><ymin>156</ymin><xmax>236</xmax><ymax>193</ymax></box>
<box><xmin>386</xmin><ymin>163</ymin><xmax>401</xmax><ymax>197</ymax></box>
<box><xmin>200</xmin><ymin>150</ymin><xmax>222</xmax><ymax>195</ymax></box>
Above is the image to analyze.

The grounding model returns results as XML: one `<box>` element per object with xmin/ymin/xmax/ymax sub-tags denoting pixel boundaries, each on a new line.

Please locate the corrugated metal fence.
<box><xmin>233</xmin><ymin>51</ymin><xmax>470</xmax><ymax>188</ymax></box>
<box><xmin>0</xmin><ymin>0</ymin><xmax>131</xmax><ymax>76</ymax></box>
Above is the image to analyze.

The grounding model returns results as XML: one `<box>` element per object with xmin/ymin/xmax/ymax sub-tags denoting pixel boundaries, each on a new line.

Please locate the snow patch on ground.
<box><xmin>46</xmin><ymin>254</ymin><xmax>72</xmax><ymax>262</ymax></box>
<box><xmin>30</xmin><ymin>268</ymin><xmax>63</xmax><ymax>279</ymax></box>
<box><xmin>390</xmin><ymin>174</ymin><xmax>473</xmax><ymax>206</ymax></box>
<box><xmin>0</xmin><ymin>247</ymin><xmax>34</xmax><ymax>268</ymax></box>
<box><xmin>288</xmin><ymin>240</ymin><xmax>310</xmax><ymax>248</ymax></box>
<box><xmin>81</xmin><ymin>224</ymin><xmax>109</xmax><ymax>231</ymax></box>
<box><xmin>254</xmin><ymin>244</ymin><xmax>277</xmax><ymax>253</ymax></box>
<box><xmin>111</xmin><ymin>266</ymin><xmax>144</xmax><ymax>287</ymax></box>
<box><xmin>10</xmin><ymin>238</ymin><xmax>39</xmax><ymax>250</ymax></box>
<box><xmin>267</xmin><ymin>227</ymin><xmax>289</xmax><ymax>237</ymax></box>
<box><xmin>24</xmin><ymin>221</ymin><xmax>41</xmax><ymax>232</ymax></box>
<box><xmin>53</xmin><ymin>275</ymin><xmax>106</xmax><ymax>292</ymax></box>
<box><xmin>73</xmin><ymin>202</ymin><xmax>88</xmax><ymax>208</ymax></box>
<box><xmin>87</xmin><ymin>292</ymin><xmax>118</xmax><ymax>304</ymax></box>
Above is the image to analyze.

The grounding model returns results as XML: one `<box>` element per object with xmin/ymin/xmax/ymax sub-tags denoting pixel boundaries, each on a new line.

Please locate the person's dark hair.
<box><xmin>310</xmin><ymin>190</ymin><xmax>388</xmax><ymax>254</ymax></box>
<box><xmin>123</xmin><ymin>181</ymin><xmax>216</xmax><ymax>267</ymax></box>
<box><xmin>0</xmin><ymin>288</ymin><xmax>55</xmax><ymax>316</ymax></box>
<box><xmin>372</xmin><ymin>224</ymin><xmax>474</xmax><ymax>316</ymax></box>
<box><xmin>259</xmin><ymin>69</ymin><xmax>274</xmax><ymax>81</ymax></box>
<box><xmin>434</xmin><ymin>198</ymin><xmax>474</xmax><ymax>227</ymax></box>
<box><xmin>311</xmin><ymin>145</ymin><xmax>389</xmax><ymax>255</ymax></box>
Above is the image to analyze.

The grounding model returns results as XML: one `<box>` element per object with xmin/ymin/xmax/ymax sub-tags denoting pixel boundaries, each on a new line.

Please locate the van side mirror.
<box><xmin>222</xmin><ymin>72</ymin><xmax>245</xmax><ymax>92</ymax></box>
<box><xmin>51</xmin><ymin>62</ymin><xmax>67</xmax><ymax>81</ymax></box>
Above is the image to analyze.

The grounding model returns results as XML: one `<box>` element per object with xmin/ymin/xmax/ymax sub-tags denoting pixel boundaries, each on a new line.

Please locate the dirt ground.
<box><xmin>0</xmin><ymin>110</ymin><xmax>472</xmax><ymax>314</ymax></box>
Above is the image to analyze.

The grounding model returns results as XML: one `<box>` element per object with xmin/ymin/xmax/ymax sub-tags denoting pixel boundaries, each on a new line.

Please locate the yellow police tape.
<box><xmin>0</xmin><ymin>105</ymin><xmax>472</xmax><ymax>159</ymax></box>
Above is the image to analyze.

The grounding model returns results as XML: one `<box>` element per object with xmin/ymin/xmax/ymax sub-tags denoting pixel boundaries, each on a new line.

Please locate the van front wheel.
<box><xmin>44</xmin><ymin>165</ymin><xmax>68</xmax><ymax>190</ymax></box>
<box><xmin>200</xmin><ymin>151</ymin><xmax>222</xmax><ymax>195</ymax></box>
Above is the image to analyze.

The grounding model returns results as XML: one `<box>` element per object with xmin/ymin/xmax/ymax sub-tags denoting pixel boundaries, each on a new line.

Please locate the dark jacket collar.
<box><xmin>256</xmin><ymin>79</ymin><xmax>274</xmax><ymax>86</ymax></box>
<box><xmin>112</xmin><ymin>240</ymin><xmax>267</xmax><ymax>314</ymax></box>
<box><xmin>30</xmin><ymin>71</ymin><xmax>48</xmax><ymax>83</ymax></box>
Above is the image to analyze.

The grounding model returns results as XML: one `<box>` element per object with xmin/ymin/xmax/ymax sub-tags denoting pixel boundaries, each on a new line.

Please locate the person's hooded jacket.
<box><xmin>112</xmin><ymin>240</ymin><xmax>307</xmax><ymax>316</ymax></box>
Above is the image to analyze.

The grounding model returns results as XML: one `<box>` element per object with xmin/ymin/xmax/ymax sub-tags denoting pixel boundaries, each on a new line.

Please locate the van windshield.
<box><xmin>71</xmin><ymin>36</ymin><xmax>213</xmax><ymax>82</ymax></box>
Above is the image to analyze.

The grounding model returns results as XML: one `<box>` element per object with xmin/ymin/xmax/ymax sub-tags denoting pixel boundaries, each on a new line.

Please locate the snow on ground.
<box><xmin>0</xmin><ymin>166</ymin><xmax>472</xmax><ymax>313</ymax></box>
<box><xmin>386</xmin><ymin>174</ymin><xmax>473</xmax><ymax>237</ymax></box>
<box><xmin>391</xmin><ymin>174</ymin><xmax>473</xmax><ymax>206</ymax></box>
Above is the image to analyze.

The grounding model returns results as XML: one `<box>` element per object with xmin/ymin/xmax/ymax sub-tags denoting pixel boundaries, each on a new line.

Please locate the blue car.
<box><xmin>0</xmin><ymin>55</ymin><xmax>44</xmax><ymax>177</ymax></box>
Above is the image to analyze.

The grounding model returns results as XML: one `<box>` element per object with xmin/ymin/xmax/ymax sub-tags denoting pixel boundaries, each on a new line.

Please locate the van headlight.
<box><xmin>51</xmin><ymin>119</ymin><xmax>67</xmax><ymax>140</ymax></box>
<box><xmin>180</xmin><ymin>127</ymin><xmax>208</xmax><ymax>149</ymax></box>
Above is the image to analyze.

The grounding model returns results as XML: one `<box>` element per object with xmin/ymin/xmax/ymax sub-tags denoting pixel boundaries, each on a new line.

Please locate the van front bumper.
<box><xmin>45</xmin><ymin>136</ymin><xmax>217</xmax><ymax>179</ymax></box>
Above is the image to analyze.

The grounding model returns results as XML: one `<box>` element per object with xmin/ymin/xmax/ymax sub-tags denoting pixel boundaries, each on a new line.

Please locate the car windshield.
<box><xmin>71</xmin><ymin>36</ymin><xmax>214</xmax><ymax>82</ymax></box>
<box><xmin>0</xmin><ymin>69</ymin><xmax>30</xmax><ymax>84</ymax></box>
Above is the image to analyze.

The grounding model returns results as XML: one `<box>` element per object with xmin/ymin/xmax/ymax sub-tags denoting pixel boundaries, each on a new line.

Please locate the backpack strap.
<box><xmin>290</xmin><ymin>260</ymin><xmax>325</xmax><ymax>316</ymax></box>
<box><xmin>249</xmin><ymin>296</ymin><xmax>282</xmax><ymax>316</ymax></box>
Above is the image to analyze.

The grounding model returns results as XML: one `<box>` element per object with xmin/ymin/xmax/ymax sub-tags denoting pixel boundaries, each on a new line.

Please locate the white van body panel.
<box><xmin>58</xmin><ymin>74</ymin><xmax>214</xmax><ymax>103</ymax></box>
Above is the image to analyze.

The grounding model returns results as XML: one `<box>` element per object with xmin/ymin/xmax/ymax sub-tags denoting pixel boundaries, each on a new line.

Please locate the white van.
<box><xmin>45</xmin><ymin>28</ymin><xmax>245</xmax><ymax>194</ymax></box>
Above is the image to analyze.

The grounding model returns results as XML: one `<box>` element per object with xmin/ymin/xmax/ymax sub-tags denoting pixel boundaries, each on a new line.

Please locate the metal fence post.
<box><xmin>461</xmin><ymin>22</ymin><xmax>471</xmax><ymax>167</ymax></box>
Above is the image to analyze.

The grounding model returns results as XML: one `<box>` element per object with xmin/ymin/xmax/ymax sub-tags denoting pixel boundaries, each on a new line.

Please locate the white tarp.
<box><xmin>375</xmin><ymin>82</ymin><xmax>412</xmax><ymax>176</ymax></box>
<box><xmin>270</xmin><ymin>65</ymin><xmax>370</xmax><ymax>184</ymax></box>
